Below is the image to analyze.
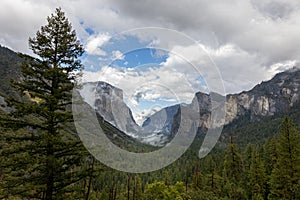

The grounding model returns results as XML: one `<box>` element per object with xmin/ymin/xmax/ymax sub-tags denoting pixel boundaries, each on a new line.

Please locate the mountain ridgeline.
<box><xmin>0</xmin><ymin>45</ymin><xmax>300</xmax><ymax>147</ymax></box>
<box><xmin>79</xmin><ymin>67</ymin><xmax>300</xmax><ymax>146</ymax></box>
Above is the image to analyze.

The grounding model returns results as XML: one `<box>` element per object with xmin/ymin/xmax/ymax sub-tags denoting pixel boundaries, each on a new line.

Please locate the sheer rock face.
<box><xmin>80</xmin><ymin>82</ymin><xmax>141</xmax><ymax>137</ymax></box>
<box><xmin>80</xmin><ymin>68</ymin><xmax>300</xmax><ymax>146</ymax></box>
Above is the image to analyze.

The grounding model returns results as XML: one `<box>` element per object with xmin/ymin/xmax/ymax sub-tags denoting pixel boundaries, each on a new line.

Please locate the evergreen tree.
<box><xmin>263</xmin><ymin>136</ymin><xmax>278</xmax><ymax>197</ymax></box>
<box><xmin>243</xmin><ymin>144</ymin><xmax>254</xmax><ymax>173</ymax></box>
<box><xmin>242</xmin><ymin>144</ymin><xmax>267</xmax><ymax>199</ymax></box>
<box><xmin>203</xmin><ymin>156</ymin><xmax>222</xmax><ymax>197</ymax></box>
<box><xmin>263</xmin><ymin>137</ymin><xmax>278</xmax><ymax>176</ymax></box>
<box><xmin>247</xmin><ymin>146</ymin><xmax>266</xmax><ymax>200</ymax></box>
<box><xmin>242</xmin><ymin>144</ymin><xmax>254</xmax><ymax>198</ymax></box>
<box><xmin>223</xmin><ymin>136</ymin><xmax>243</xmax><ymax>184</ymax></box>
<box><xmin>222</xmin><ymin>136</ymin><xmax>245</xmax><ymax>199</ymax></box>
<box><xmin>0</xmin><ymin>8</ymin><xmax>86</xmax><ymax>200</ymax></box>
<box><xmin>268</xmin><ymin>117</ymin><xmax>300</xmax><ymax>200</ymax></box>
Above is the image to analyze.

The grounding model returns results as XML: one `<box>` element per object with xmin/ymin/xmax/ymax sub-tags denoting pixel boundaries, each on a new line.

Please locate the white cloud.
<box><xmin>82</xmin><ymin>62</ymin><xmax>200</xmax><ymax>105</ymax></box>
<box><xmin>131</xmin><ymin>106</ymin><xmax>163</xmax><ymax>126</ymax></box>
<box><xmin>267</xmin><ymin>60</ymin><xmax>297</xmax><ymax>76</ymax></box>
<box><xmin>0</xmin><ymin>0</ymin><xmax>52</xmax><ymax>54</ymax></box>
<box><xmin>111</xmin><ymin>50</ymin><xmax>125</xmax><ymax>60</ymax></box>
<box><xmin>85</xmin><ymin>33</ymin><xmax>111</xmax><ymax>56</ymax></box>
<box><xmin>83</xmin><ymin>42</ymin><xmax>295</xmax><ymax>101</ymax></box>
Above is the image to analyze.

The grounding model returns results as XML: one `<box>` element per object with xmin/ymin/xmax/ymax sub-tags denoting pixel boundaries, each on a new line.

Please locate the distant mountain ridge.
<box><xmin>1</xmin><ymin>45</ymin><xmax>300</xmax><ymax>147</ymax></box>
<box><xmin>224</xmin><ymin>67</ymin><xmax>300</xmax><ymax>124</ymax></box>
<box><xmin>78</xmin><ymin>67</ymin><xmax>300</xmax><ymax>146</ymax></box>
<box><xmin>105</xmin><ymin>68</ymin><xmax>298</xmax><ymax>140</ymax></box>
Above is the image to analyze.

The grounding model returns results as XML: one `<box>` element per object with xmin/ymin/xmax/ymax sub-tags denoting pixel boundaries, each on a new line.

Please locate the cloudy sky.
<box><xmin>1</xmin><ymin>0</ymin><xmax>300</xmax><ymax>123</ymax></box>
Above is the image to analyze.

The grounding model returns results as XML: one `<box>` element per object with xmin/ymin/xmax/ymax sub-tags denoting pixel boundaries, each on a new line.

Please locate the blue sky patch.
<box><xmin>110</xmin><ymin>48</ymin><xmax>168</xmax><ymax>69</ymax></box>
<box><xmin>83</xmin><ymin>34</ymin><xmax>169</xmax><ymax>72</ymax></box>
<box><xmin>85</xmin><ymin>27</ymin><xmax>94</xmax><ymax>35</ymax></box>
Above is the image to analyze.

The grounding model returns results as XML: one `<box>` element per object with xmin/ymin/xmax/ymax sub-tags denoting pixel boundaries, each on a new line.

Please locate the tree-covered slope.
<box><xmin>0</xmin><ymin>45</ymin><xmax>22</xmax><ymax>96</ymax></box>
<box><xmin>219</xmin><ymin>99</ymin><xmax>300</xmax><ymax>148</ymax></box>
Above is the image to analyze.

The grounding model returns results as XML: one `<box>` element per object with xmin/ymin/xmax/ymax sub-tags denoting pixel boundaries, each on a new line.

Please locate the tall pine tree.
<box><xmin>0</xmin><ymin>8</ymin><xmax>87</xmax><ymax>200</ymax></box>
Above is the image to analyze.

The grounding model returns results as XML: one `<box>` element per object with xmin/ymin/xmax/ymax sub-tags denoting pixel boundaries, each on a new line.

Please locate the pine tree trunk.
<box><xmin>45</xmin><ymin>145</ymin><xmax>54</xmax><ymax>200</ymax></box>
<box><xmin>85</xmin><ymin>158</ymin><xmax>95</xmax><ymax>200</ymax></box>
<box><xmin>127</xmin><ymin>176</ymin><xmax>130</xmax><ymax>200</ymax></box>
<box><xmin>113</xmin><ymin>184</ymin><xmax>117</xmax><ymax>200</ymax></box>
<box><xmin>133</xmin><ymin>176</ymin><xmax>136</xmax><ymax>200</ymax></box>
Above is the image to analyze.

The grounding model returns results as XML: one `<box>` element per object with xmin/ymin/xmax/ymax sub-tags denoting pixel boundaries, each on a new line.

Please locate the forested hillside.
<box><xmin>0</xmin><ymin>46</ymin><xmax>22</xmax><ymax>96</ymax></box>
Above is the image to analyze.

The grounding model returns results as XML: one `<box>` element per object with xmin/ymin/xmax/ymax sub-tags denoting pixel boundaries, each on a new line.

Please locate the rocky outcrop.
<box><xmin>165</xmin><ymin>68</ymin><xmax>300</xmax><ymax>138</ymax></box>
<box><xmin>0</xmin><ymin>95</ymin><xmax>6</xmax><ymax>111</ymax></box>
<box><xmin>0</xmin><ymin>95</ymin><xmax>10</xmax><ymax>113</ymax></box>
<box><xmin>224</xmin><ymin>67</ymin><xmax>300</xmax><ymax>124</ymax></box>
